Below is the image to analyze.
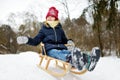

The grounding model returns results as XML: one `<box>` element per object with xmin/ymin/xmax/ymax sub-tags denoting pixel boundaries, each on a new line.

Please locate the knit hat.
<box><xmin>46</xmin><ymin>7</ymin><xmax>59</xmax><ymax>20</ymax></box>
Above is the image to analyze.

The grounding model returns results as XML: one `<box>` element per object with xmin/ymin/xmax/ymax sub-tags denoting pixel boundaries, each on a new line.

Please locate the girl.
<box><xmin>17</xmin><ymin>6</ymin><xmax>100</xmax><ymax>71</ymax></box>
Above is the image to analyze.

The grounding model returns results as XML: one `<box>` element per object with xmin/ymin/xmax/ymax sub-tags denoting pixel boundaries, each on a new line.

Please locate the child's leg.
<box><xmin>47</xmin><ymin>49</ymin><xmax>71</xmax><ymax>61</ymax></box>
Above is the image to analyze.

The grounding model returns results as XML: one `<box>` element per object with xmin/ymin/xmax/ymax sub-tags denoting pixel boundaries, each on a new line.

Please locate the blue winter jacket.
<box><xmin>27</xmin><ymin>22</ymin><xmax>68</xmax><ymax>53</ymax></box>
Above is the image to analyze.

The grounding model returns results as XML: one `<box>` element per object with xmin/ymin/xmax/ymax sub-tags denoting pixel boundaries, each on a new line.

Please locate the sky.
<box><xmin>0</xmin><ymin>51</ymin><xmax>120</xmax><ymax>80</ymax></box>
<box><xmin>0</xmin><ymin>0</ymin><xmax>32</xmax><ymax>20</ymax></box>
<box><xmin>0</xmin><ymin>0</ymin><xmax>120</xmax><ymax>25</ymax></box>
<box><xmin>0</xmin><ymin>0</ymin><xmax>88</xmax><ymax>25</ymax></box>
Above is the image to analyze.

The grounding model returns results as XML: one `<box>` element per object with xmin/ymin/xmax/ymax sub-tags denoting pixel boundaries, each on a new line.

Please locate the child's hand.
<box><xmin>17</xmin><ymin>36</ymin><xmax>28</xmax><ymax>44</ymax></box>
<box><xmin>67</xmin><ymin>39</ymin><xmax>75</xmax><ymax>52</ymax></box>
<box><xmin>67</xmin><ymin>39</ymin><xmax>75</xmax><ymax>46</ymax></box>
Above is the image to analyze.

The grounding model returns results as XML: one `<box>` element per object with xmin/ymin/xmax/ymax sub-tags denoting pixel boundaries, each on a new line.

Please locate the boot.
<box><xmin>86</xmin><ymin>47</ymin><xmax>101</xmax><ymax>71</ymax></box>
<box><xmin>71</xmin><ymin>48</ymin><xmax>84</xmax><ymax>70</ymax></box>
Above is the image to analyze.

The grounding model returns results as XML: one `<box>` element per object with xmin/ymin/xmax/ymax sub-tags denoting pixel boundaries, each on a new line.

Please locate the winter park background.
<box><xmin>0</xmin><ymin>0</ymin><xmax>120</xmax><ymax>80</ymax></box>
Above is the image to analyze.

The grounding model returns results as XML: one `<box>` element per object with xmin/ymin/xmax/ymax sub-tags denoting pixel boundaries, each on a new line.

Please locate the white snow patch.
<box><xmin>0</xmin><ymin>51</ymin><xmax>120</xmax><ymax>80</ymax></box>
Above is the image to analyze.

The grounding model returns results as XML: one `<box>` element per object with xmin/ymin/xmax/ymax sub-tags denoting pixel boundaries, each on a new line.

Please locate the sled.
<box><xmin>37</xmin><ymin>43</ymin><xmax>87</xmax><ymax>77</ymax></box>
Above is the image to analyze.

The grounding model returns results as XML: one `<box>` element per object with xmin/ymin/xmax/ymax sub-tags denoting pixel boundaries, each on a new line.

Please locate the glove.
<box><xmin>67</xmin><ymin>39</ymin><xmax>75</xmax><ymax>52</ymax></box>
<box><xmin>67</xmin><ymin>39</ymin><xmax>75</xmax><ymax>46</ymax></box>
<box><xmin>17</xmin><ymin>36</ymin><xmax>28</xmax><ymax>44</ymax></box>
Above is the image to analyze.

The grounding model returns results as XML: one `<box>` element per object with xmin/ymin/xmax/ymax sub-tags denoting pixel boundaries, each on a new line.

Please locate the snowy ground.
<box><xmin>0</xmin><ymin>51</ymin><xmax>120</xmax><ymax>80</ymax></box>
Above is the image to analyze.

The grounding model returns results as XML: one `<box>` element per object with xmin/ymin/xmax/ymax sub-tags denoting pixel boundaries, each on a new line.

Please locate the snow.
<box><xmin>0</xmin><ymin>51</ymin><xmax>120</xmax><ymax>80</ymax></box>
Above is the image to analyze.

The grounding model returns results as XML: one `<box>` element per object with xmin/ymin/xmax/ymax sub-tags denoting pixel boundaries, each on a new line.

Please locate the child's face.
<box><xmin>46</xmin><ymin>16</ymin><xmax>56</xmax><ymax>21</ymax></box>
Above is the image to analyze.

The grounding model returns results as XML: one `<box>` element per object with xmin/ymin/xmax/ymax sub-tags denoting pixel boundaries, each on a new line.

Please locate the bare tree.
<box><xmin>86</xmin><ymin>0</ymin><xmax>119</xmax><ymax>57</ymax></box>
<box><xmin>56</xmin><ymin>0</ymin><xmax>70</xmax><ymax>20</ymax></box>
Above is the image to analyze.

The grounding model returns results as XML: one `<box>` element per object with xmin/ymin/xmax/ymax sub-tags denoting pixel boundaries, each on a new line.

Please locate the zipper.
<box><xmin>53</xmin><ymin>28</ymin><xmax>57</xmax><ymax>42</ymax></box>
<box><xmin>53</xmin><ymin>28</ymin><xmax>59</xmax><ymax>47</ymax></box>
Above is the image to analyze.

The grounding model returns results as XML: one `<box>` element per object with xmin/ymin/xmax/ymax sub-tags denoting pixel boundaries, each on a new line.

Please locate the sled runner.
<box><xmin>37</xmin><ymin>43</ymin><xmax>87</xmax><ymax>77</ymax></box>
